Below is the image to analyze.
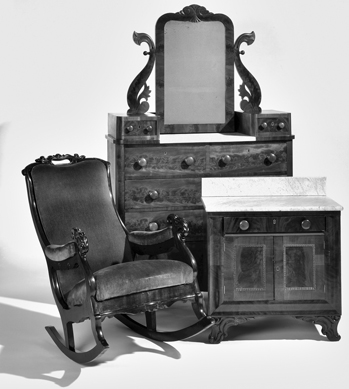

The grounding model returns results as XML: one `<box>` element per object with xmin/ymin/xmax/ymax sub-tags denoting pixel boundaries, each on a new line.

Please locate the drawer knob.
<box><xmin>125</xmin><ymin>125</ymin><xmax>134</xmax><ymax>133</ymax></box>
<box><xmin>148</xmin><ymin>190</ymin><xmax>159</xmax><ymax>200</ymax></box>
<box><xmin>260</xmin><ymin>122</ymin><xmax>268</xmax><ymax>130</ymax></box>
<box><xmin>148</xmin><ymin>222</ymin><xmax>159</xmax><ymax>231</ymax></box>
<box><xmin>264</xmin><ymin>153</ymin><xmax>277</xmax><ymax>166</ymax></box>
<box><xmin>278</xmin><ymin>122</ymin><xmax>285</xmax><ymax>130</ymax></box>
<box><xmin>301</xmin><ymin>219</ymin><xmax>311</xmax><ymax>230</ymax></box>
<box><xmin>239</xmin><ymin>220</ymin><xmax>250</xmax><ymax>231</ymax></box>
<box><xmin>144</xmin><ymin>125</ymin><xmax>153</xmax><ymax>134</ymax></box>
<box><xmin>138</xmin><ymin>157</ymin><xmax>147</xmax><ymax>167</ymax></box>
<box><xmin>184</xmin><ymin>156</ymin><xmax>195</xmax><ymax>166</ymax></box>
<box><xmin>220</xmin><ymin>155</ymin><xmax>231</xmax><ymax>165</ymax></box>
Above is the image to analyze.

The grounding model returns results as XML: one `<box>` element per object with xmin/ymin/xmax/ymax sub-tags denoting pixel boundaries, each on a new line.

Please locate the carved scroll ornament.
<box><xmin>127</xmin><ymin>32</ymin><xmax>155</xmax><ymax>115</ymax></box>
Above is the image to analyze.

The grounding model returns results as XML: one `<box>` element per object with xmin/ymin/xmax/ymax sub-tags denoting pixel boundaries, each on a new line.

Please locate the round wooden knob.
<box><xmin>221</xmin><ymin>155</ymin><xmax>231</xmax><ymax>165</ymax></box>
<box><xmin>260</xmin><ymin>122</ymin><xmax>268</xmax><ymax>129</ymax></box>
<box><xmin>138</xmin><ymin>157</ymin><xmax>147</xmax><ymax>167</ymax></box>
<box><xmin>144</xmin><ymin>125</ymin><xmax>153</xmax><ymax>134</ymax></box>
<box><xmin>278</xmin><ymin>122</ymin><xmax>285</xmax><ymax>130</ymax></box>
<box><xmin>125</xmin><ymin>125</ymin><xmax>134</xmax><ymax>133</ymax></box>
<box><xmin>184</xmin><ymin>156</ymin><xmax>195</xmax><ymax>166</ymax></box>
<box><xmin>301</xmin><ymin>219</ymin><xmax>311</xmax><ymax>230</ymax></box>
<box><xmin>148</xmin><ymin>222</ymin><xmax>159</xmax><ymax>231</ymax></box>
<box><xmin>267</xmin><ymin>153</ymin><xmax>277</xmax><ymax>163</ymax></box>
<box><xmin>239</xmin><ymin>220</ymin><xmax>250</xmax><ymax>231</ymax></box>
<box><xmin>148</xmin><ymin>190</ymin><xmax>159</xmax><ymax>200</ymax></box>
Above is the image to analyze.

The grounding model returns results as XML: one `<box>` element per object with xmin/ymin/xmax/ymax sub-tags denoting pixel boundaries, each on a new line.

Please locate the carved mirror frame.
<box><xmin>155</xmin><ymin>5</ymin><xmax>234</xmax><ymax>134</ymax></box>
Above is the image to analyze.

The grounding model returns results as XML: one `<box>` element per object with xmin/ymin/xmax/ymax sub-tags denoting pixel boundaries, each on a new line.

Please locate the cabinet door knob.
<box><xmin>278</xmin><ymin>122</ymin><xmax>285</xmax><ymax>130</ymax></box>
<box><xmin>239</xmin><ymin>220</ymin><xmax>250</xmax><ymax>231</ymax></box>
<box><xmin>301</xmin><ymin>219</ymin><xmax>311</xmax><ymax>230</ymax></box>
<box><xmin>148</xmin><ymin>190</ymin><xmax>159</xmax><ymax>200</ymax></box>
<box><xmin>125</xmin><ymin>125</ymin><xmax>134</xmax><ymax>133</ymax></box>
<box><xmin>148</xmin><ymin>222</ymin><xmax>159</xmax><ymax>231</ymax></box>
<box><xmin>138</xmin><ymin>157</ymin><xmax>147</xmax><ymax>167</ymax></box>
<box><xmin>260</xmin><ymin>122</ymin><xmax>268</xmax><ymax>130</ymax></box>
<box><xmin>144</xmin><ymin>125</ymin><xmax>153</xmax><ymax>134</ymax></box>
<box><xmin>184</xmin><ymin>156</ymin><xmax>195</xmax><ymax>166</ymax></box>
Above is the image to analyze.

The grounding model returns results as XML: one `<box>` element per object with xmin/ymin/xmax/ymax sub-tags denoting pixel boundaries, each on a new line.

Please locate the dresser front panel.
<box><xmin>208</xmin><ymin>143</ymin><xmax>288</xmax><ymax>176</ymax></box>
<box><xmin>124</xmin><ymin>178</ymin><xmax>203</xmax><ymax>210</ymax></box>
<box><xmin>124</xmin><ymin>145</ymin><xmax>206</xmax><ymax>178</ymax></box>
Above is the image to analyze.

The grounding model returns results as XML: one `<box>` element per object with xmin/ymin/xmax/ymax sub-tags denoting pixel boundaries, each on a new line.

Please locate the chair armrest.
<box><xmin>128</xmin><ymin>214</ymin><xmax>198</xmax><ymax>278</ymax></box>
<box><xmin>45</xmin><ymin>242</ymin><xmax>77</xmax><ymax>262</ymax></box>
<box><xmin>128</xmin><ymin>227</ymin><xmax>175</xmax><ymax>256</ymax></box>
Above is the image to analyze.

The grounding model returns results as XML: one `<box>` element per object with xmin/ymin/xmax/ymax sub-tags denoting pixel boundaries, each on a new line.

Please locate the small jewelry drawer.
<box><xmin>108</xmin><ymin>113</ymin><xmax>159</xmax><ymax>144</ymax></box>
<box><xmin>208</xmin><ymin>143</ymin><xmax>288</xmax><ymax>175</ymax></box>
<box><xmin>124</xmin><ymin>145</ymin><xmax>206</xmax><ymax>178</ymax></box>
<box><xmin>124</xmin><ymin>178</ymin><xmax>202</xmax><ymax>210</ymax></box>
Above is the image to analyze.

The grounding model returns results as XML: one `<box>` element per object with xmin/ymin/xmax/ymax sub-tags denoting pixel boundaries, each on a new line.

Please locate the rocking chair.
<box><xmin>22</xmin><ymin>154</ymin><xmax>213</xmax><ymax>363</ymax></box>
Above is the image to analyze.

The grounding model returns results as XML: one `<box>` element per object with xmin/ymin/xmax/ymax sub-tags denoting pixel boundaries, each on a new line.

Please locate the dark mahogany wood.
<box><xmin>155</xmin><ymin>4</ymin><xmax>235</xmax><ymax>133</ymax></box>
<box><xmin>234</xmin><ymin>31</ymin><xmax>262</xmax><ymax>113</ymax></box>
<box><xmin>206</xmin><ymin>210</ymin><xmax>342</xmax><ymax>342</ymax></box>
<box><xmin>126</xmin><ymin>32</ymin><xmax>155</xmax><ymax>115</ymax></box>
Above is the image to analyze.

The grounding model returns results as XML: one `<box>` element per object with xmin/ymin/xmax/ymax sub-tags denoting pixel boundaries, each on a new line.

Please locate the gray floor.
<box><xmin>1</xmin><ymin>266</ymin><xmax>348</xmax><ymax>389</ymax></box>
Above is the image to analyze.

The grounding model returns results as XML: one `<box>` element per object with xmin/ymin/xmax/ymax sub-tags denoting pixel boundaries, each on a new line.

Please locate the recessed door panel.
<box><xmin>274</xmin><ymin>235</ymin><xmax>326</xmax><ymax>301</ymax></box>
<box><xmin>224</xmin><ymin>235</ymin><xmax>274</xmax><ymax>301</ymax></box>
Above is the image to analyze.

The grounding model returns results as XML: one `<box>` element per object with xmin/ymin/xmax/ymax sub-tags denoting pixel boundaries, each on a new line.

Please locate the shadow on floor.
<box><xmin>0</xmin><ymin>301</ymin><xmax>181</xmax><ymax>387</ymax></box>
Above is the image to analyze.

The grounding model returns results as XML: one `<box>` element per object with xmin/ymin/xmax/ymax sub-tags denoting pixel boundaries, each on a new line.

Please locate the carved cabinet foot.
<box><xmin>209</xmin><ymin>317</ymin><xmax>254</xmax><ymax>344</ymax></box>
<box><xmin>294</xmin><ymin>315</ymin><xmax>341</xmax><ymax>341</ymax></box>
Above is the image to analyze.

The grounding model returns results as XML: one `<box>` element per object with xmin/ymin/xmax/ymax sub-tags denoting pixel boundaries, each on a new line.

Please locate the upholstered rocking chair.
<box><xmin>22</xmin><ymin>154</ymin><xmax>213</xmax><ymax>363</ymax></box>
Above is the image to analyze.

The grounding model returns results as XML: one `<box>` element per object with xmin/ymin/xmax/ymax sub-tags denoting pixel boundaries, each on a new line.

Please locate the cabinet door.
<box><xmin>224</xmin><ymin>235</ymin><xmax>274</xmax><ymax>301</ymax></box>
<box><xmin>274</xmin><ymin>235</ymin><xmax>326</xmax><ymax>301</ymax></box>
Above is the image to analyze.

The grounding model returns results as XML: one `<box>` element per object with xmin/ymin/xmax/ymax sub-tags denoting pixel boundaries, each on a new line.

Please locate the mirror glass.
<box><xmin>164</xmin><ymin>21</ymin><xmax>225</xmax><ymax>125</ymax></box>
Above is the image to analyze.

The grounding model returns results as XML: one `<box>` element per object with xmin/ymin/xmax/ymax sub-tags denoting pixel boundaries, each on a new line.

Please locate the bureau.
<box><xmin>202</xmin><ymin>177</ymin><xmax>343</xmax><ymax>341</ymax></box>
<box><xmin>107</xmin><ymin>114</ymin><xmax>293</xmax><ymax>289</ymax></box>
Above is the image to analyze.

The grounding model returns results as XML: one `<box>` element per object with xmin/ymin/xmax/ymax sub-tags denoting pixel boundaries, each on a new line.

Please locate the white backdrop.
<box><xmin>0</xmin><ymin>0</ymin><xmax>348</xmax><ymax>387</ymax></box>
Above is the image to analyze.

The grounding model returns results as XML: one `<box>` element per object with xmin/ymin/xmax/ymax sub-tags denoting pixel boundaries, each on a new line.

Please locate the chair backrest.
<box><xmin>23</xmin><ymin>154</ymin><xmax>133</xmax><ymax>293</ymax></box>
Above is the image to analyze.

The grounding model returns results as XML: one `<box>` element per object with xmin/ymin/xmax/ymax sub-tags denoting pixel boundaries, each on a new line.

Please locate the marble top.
<box><xmin>201</xmin><ymin>177</ymin><xmax>343</xmax><ymax>212</ymax></box>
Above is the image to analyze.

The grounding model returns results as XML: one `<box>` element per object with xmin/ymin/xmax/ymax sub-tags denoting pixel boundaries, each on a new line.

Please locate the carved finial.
<box><xmin>35</xmin><ymin>154</ymin><xmax>86</xmax><ymax>164</ymax></box>
<box><xmin>179</xmin><ymin>4</ymin><xmax>212</xmax><ymax>22</ymax></box>
<box><xmin>167</xmin><ymin>214</ymin><xmax>189</xmax><ymax>240</ymax></box>
<box><xmin>72</xmin><ymin>228</ymin><xmax>89</xmax><ymax>259</ymax></box>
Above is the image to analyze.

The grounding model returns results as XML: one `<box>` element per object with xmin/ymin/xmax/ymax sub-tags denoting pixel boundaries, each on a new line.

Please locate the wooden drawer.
<box><xmin>224</xmin><ymin>215</ymin><xmax>326</xmax><ymax>234</ymax></box>
<box><xmin>124</xmin><ymin>145</ymin><xmax>206</xmax><ymax>178</ymax></box>
<box><xmin>124</xmin><ymin>178</ymin><xmax>202</xmax><ymax>210</ymax></box>
<box><xmin>108</xmin><ymin>113</ymin><xmax>159</xmax><ymax>144</ymax></box>
<box><xmin>124</xmin><ymin>209</ymin><xmax>205</xmax><ymax>240</ymax></box>
<box><xmin>208</xmin><ymin>143</ymin><xmax>288</xmax><ymax>175</ymax></box>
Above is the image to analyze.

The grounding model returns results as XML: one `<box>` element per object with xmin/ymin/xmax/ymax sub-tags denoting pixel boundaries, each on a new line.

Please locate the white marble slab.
<box><xmin>202</xmin><ymin>195</ymin><xmax>343</xmax><ymax>213</ymax></box>
<box><xmin>202</xmin><ymin>177</ymin><xmax>327</xmax><ymax>197</ymax></box>
<box><xmin>160</xmin><ymin>133</ymin><xmax>255</xmax><ymax>144</ymax></box>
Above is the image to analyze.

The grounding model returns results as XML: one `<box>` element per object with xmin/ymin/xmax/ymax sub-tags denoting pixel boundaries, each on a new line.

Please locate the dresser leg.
<box><xmin>294</xmin><ymin>315</ymin><xmax>341</xmax><ymax>341</ymax></box>
<box><xmin>208</xmin><ymin>317</ymin><xmax>255</xmax><ymax>344</ymax></box>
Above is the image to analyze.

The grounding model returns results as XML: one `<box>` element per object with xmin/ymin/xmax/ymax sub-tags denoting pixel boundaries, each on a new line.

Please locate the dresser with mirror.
<box><xmin>106</xmin><ymin>4</ymin><xmax>294</xmax><ymax>290</ymax></box>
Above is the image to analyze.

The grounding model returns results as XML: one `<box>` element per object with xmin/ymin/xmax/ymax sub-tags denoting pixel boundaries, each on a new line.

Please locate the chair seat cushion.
<box><xmin>65</xmin><ymin>259</ymin><xmax>193</xmax><ymax>307</ymax></box>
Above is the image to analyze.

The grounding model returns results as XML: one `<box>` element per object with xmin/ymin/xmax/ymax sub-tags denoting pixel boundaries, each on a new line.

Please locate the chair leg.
<box><xmin>145</xmin><ymin>311</ymin><xmax>157</xmax><ymax>331</ymax></box>
<box><xmin>115</xmin><ymin>314</ymin><xmax>214</xmax><ymax>342</ymax></box>
<box><xmin>45</xmin><ymin>315</ymin><xmax>109</xmax><ymax>364</ymax></box>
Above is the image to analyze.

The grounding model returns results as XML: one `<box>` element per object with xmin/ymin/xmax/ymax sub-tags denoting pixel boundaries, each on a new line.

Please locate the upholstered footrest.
<box><xmin>65</xmin><ymin>260</ymin><xmax>193</xmax><ymax>307</ymax></box>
